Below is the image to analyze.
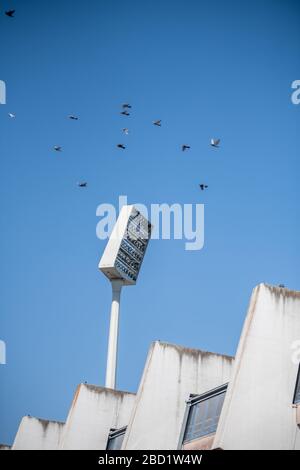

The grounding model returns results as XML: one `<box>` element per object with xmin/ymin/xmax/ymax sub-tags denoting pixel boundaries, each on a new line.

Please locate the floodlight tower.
<box><xmin>99</xmin><ymin>205</ymin><xmax>152</xmax><ymax>389</ymax></box>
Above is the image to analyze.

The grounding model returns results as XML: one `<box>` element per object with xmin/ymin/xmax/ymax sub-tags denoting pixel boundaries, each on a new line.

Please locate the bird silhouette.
<box><xmin>211</xmin><ymin>138</ymin><xmax>220</xmax><ymax>148</ymax></box>
<box><xmin>8</xmin><ymin>113</ymin><xmax>15</xmax><ymax>118</ymax></box>
<box><xmin>121</xmin><ymin>110</ymin><xmax>130</xmax><ymax>116</ymax></box>
<box><xmin>54</xmin><ymin>146</ymin><xmax>62</xmax><ymax>152</ymax></box>
<box><xmin>77</xmin><ymin>182</ymin><xmax>87</xmax><ymax>188</ymax></box>
<box><xmin>153</xmin><ymin>120</ymin><xmax>162</xmax><ymax>127</ymax></box>
<box><xmin>117</xmin><ymin>144</ymin><xmax>126</xmax><ymax>150</ymax></box>
<box><xmin>122</xmin><ymin>128</ymin><xmax>129</xmax><ymax>135</ymax></box>
<box><xmin>68</xmin><ymin>115</ymin><xmax>79</xmax><ymax>120</ymax></box>
<box><xmin>122</xmin><ymin>103</ymin><xmax>132</xmax><ymax>109</ymax></box>
<box><xmin>5</xmin><ymin>10</ymin><xmax>15</xmax><ymax>17</ymax></box>
<box><xmin>182</xmin><ymin>145</ymin><xmax>191</xmax><ymax>152</ymax></box>
<box><xmin>199</xmin><ymin>184</ymin><xmax>208</xmax><ymax>191</ymax></box>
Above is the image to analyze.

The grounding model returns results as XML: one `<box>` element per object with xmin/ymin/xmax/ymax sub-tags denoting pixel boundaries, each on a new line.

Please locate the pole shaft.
<box><xmin>105</xmin><ymin>280</ymin><xmax>123</xmax><ymax>389</ymax></box>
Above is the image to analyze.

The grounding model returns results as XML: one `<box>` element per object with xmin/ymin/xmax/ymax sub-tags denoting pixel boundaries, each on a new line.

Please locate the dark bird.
<box><xmin>211</xmin><ymin>138</ymin><xmax>220</xmax><ymax>148</ymax></box>
<box><xmin>122</xmin><ymin>103</ymin><xmax>132</xmax><ymax>109</ymax></box>
<box><xmin>68</xmin><ymin>115</ymin><xmax>79</xmax><ymax>120</ymax></box>
<box><xmin>117</xmin><ymin>144</ymin><xmax>126</xmax><ymax>150</ymax></box>
<box><xmin>278</xmin><ymin>284</ymin><xmax>285</xmax><ymax>288</ymax></box>
<box><xmin>199</xmin><ymin>184</ymin><xmax>208</xmax><ymax>191</ymax></box>
<box><xmin>121</xmin><ymin>110</ymin><xmax>130</xmax><ymax>116</ymax></box>
<box><xmin>54</xmin><ymin>146</ymin><xmax>62</xmax><ymax>152</ymax></box>
<box><xmin>153</xmin><ymin>120</ymin><xmax>162</xmax><ymax>127</ymax></box>
<box><xmin>122</xmin><ymin>128</ymin><xmax>129</xmax><ymax>135</ymax></box>
<box><xmin>182</xmin><ymin>145</ymin><xmax>191</xmax><ymax>152</ymax></box>
<box><xmin>5</xmin><ymin>10</ymin><xmax>15</xmax><ymax>17</ymax></box>
<box><xmin>77</xmin><ymin>182</ymin><xmax>87</xmax><ymax>188</ymax></box>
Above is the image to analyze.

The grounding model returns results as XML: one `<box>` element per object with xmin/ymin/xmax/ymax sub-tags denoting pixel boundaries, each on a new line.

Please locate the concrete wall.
<box><xmin>214</xmin><ymin>284</ymin><xmax>300</xmax><ymax>450</ymax></box>
<box><xmin>122</xmin><ymin>341</ymin><xmax>234</xmax><ymax>450</ymax></box>
<box><xmin>60</xmin><ymin>383</ymin><xmax>136</xmax><ymax>450</ymax></box>
<box><xmin>12</xmin><ymin>416</ymin><xmax>64</xmax><ymax>450</ymax></box>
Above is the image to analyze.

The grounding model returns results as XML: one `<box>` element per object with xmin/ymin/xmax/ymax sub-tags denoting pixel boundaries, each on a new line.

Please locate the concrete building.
<box><xmin>122</xmin><ymin>341</ymin><xmax>234</xmax><ymax>450</ymax></box>
<box><xmin>12</xmin><ymin>417</ymin><xmax>64</xmax><ymax>450</ymax></box>
<box><xmin>60</xmin><ymin>384</ymin><xmax>136</xmax><ymax>450</ymax></box>
<box><xmin>3</xmin><ymin>284</ymin><xmax>300</xmax><ymax>450</ymax></box>
<box><xmin>214</xmin><ymin>284</ymin><xmax>300</xmax><ymax>450</ymax></box>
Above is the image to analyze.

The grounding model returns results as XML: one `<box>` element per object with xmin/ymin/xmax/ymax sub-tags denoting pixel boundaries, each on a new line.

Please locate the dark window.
<box><xmin>106</xmin><ymin>426</ymin><xmax>127</xmax><ymax>450</ymax></box>
<box><xmin>293</xmin><ymin>365</ymin><xmax>300</xmax><ymax>404</ymax></box>
<box><xmin>183</xmin><ymin>384</ymin><xmax>227</xmax><ymax>444</ymax></box>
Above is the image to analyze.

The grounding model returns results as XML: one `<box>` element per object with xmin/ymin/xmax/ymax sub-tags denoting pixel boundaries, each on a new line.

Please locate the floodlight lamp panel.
<box><xmin>99</xmin><ymin>205</ymin><xmax>152</xmax><ymax>285</ymax></box>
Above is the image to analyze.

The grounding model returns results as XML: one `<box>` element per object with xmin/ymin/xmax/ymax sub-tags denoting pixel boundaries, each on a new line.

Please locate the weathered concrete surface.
<box><xmin>12</xmin><ymin>416</ymin><xmax>64</xmax><ymax>450</ymax></box>
<box><xmin>214</xmin><ymin>284</ymin><xmax>300</xmax><ymax>450</ymax></box>
<box><xmin>122</xmin><ymin>341</ymin><xmax>234</xmax><ymax>450</ymax></box>
<box><xmin>60</xmin><ymin>383</ymin><xmax>136</xmax><ymax>449</ymax></box>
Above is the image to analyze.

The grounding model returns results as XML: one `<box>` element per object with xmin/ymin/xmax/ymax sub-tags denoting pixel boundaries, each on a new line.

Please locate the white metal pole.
<box><xmin>105</xmin><ymin>280</ymin><xmax>123</xmax><ymax>389</ymax></box>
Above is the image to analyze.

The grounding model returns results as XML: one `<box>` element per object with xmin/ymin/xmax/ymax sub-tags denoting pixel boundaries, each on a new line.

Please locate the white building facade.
<box><xmin>3</xmin><ymin>284</ymin><xmax>300</xmax><ymax>450</ymax></box>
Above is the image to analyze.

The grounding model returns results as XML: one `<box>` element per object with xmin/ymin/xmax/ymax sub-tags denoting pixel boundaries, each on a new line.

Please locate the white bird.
<box><xmin>122</xmin><ymin>128</ymin><xmax>129</xmax><ymax>135</ymax></box>
<box><xmin>211</xmin><ymin>138</ymin><xmax>220</xmax><ymax>148</ymax></box>
<box><xmin>8</xmin><ymin>113</ymin><xmax>15</xmax><ymax>118</ymax></box>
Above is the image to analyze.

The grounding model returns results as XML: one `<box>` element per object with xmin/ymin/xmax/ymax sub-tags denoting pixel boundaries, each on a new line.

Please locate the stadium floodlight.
<box><xmin>99</xmin><ymin>205</ymin><xmax>152</xmax><ymax>389</ymax></box>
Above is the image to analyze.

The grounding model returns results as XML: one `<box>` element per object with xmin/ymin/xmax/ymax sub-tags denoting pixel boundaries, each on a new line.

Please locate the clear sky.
<box><xmin>0</xmin><ymin>0</ymin><xmax>299</xmax><ymax>445</ymax></box>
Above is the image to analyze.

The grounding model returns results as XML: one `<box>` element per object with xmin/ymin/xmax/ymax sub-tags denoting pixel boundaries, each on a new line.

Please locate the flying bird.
<box><xmin>121</xmin><ymin>110</ymin><xmax>130</xmax><ymax>116</ymax></box>
<box><xmin>122</xmin><ymin>128</ymin><xmax>129</xmax><ymax>135</ymax></box>
<box><xmin>117</xmin><ymin>144</ymin><xmax>126</xmax><ymax>150</ymax></box>
<box><xmin>5</xmin><ymin>10</ymin><xmax>15</xmax><ymax>17</ymax></box>
<box><xmin>199</xmin><ymin>184</ymin><xmax>208</xmax><ymax>191</ymax></box>
<box><xmin>278</xmin><ymin>284</ymin><xmax>285</xmax><ymax>288</ymax></box>
<box><xmin>211</xmin><ymin>138</ymin><xmax>220</xmax><ymax>148</ymax></box>
<box><xmin>54</xmin><ymin>146</ymin><xmax>62</xmax><ymax>152</ymax></box>
<box><xmin>182</xmin><ymin>145</ymin><xmax>191</xmax><ymax>152</ymax></box>
<box><xmin>77</xmin><ymin>181</ymin><xmax>87</xmax><ymax>188</ymax></box>
<box><xmin>153</xmin><ymin>120</ymin><xmax>161</xmax><ymax>127</ymax></box>
<box><xmin>122</xmin><ymin>103</ymin><xmax>132</xmax><ymax>109</ymax></box>
<box><xmin>68</xmin><ymin>115</ymin><xmax>79</xmax><ymax>120</ymax></box>
<box><xmin>8</xmin><ymin>113</ymin><xmax>15</xmax><ymax>118</ymax></box>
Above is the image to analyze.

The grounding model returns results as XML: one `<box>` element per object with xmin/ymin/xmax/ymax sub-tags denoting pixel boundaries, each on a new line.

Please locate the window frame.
<box><xmin>293</xmin><ymin>364</ymin><xmax>300</xmax><ymax>405</ymax></box>
<box><xmin>106</xmin><ymin>425</ymin><xmax>127</xmax><ymax>450</ymax></box>
<box><xmin>177</xmin><ymin>383</ymin><xmax>228</xmax><ymax>449</ymax></box>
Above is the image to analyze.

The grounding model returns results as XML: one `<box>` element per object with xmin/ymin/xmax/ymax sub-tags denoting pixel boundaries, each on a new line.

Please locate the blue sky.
<box><xmin>0</xmin><ymin>0</ymin><xmax>299</xmax><ymax>445</ymax></box>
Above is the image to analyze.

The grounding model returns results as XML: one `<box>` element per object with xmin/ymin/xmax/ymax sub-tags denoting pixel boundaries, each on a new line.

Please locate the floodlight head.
<box><xmin>99</xmin><ymin>205</ymin><xmax>152</xmax><ymax>286</ymax></box>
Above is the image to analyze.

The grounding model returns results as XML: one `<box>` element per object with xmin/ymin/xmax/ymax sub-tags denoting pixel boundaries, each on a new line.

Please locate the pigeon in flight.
<box><xmin>153</xmin><ymin>120</ymin><xmax>162</xmax><ymax>127</ymax></box>
<box><xmin>122</xmin><ymin>103</ymin><xmax>132</xmax><ymax>109</ymax></box>
<box><xmin>117</xmin><ymin>144</ymin><xmax>126</xmax><ymax>150</ymax></box>
<box><xmin>5</xmin><ymin>10</ymin><xmax>15</xmax><ymax>17</ymax></box>
<box><xmin>68</xmin><ymin>115</ymin><xmax>79</xmax><ymax>120</ymax></box>
<box><xmin>77</xmin><ymin>181</ymin><xmax>87</xmax><ymax>188</ymax></box>
<box><xmin>122</xmin><ymin>128</ymin><xmax>129</xmax><ymax>135</ymax></box>
<box><xmin>54</xmin><ymin>146</ymin><xmax>62</xmax><ymax>152</ymax></box>
<box><xmin>8</xmin><ymin>113</ymin><xmax>15</xmax><ymax>118</ymax></box>
<box><xmin>211</xmin><ymin>138</ymin><xmax>220</xmax><ymax>148</ymax></box>
<box><xmin>182</xmin><ymin>145</ymin><xmax>191</xmax><ymax>152</ymax></box>
<box><xmin>199</xmin><ymin>184</ymin><xmax>208</xmax><ymax>191</ymax></box>
<box><xmin>121</xmin><ymin>110</ymin><xmax>130</xmax><ymax>116</ymax></box>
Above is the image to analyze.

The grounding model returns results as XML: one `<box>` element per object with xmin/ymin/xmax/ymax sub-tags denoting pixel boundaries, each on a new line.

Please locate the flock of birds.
<box><xmin>6</xmin><ymin>100</ymin><xmax>221</xmax><ymax>191</ymax></box>
<box><xmin>113</xmin><ymin>103</ymin><xmax>221</xmax><ymax>192</ymax></box>
<box><xmin>4</xmin><ymin>9</ymin><xmax>221</xmax><ymax>192</ymax></box>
